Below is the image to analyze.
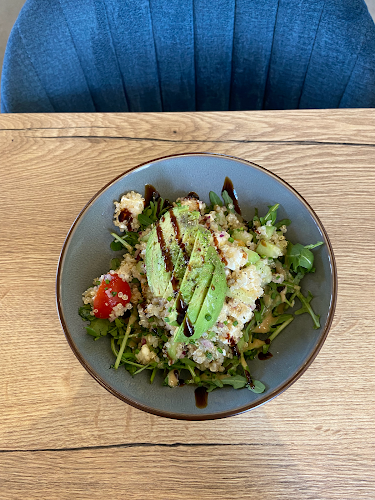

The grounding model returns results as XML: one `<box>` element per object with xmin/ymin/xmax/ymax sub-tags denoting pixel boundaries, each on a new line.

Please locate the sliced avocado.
<box><xmin>183</xmin><ymin>260</ymin><xmax>214</xmax><ymax>325</ymax></box>
<box><xmin>145</xmin><ymin>206</ymin><xmax>198</xmax><ymax>296</ymax></box>
<box><xmin>255</xmin><ymin>239</ymin><xmax>283</xmax><ymax>259</ymax></box>
<box><xmin>167</xmin><ymin>245</ymin><xmax>227</xmax><ymax>359</ymax></box>
<box><xmin>162</xmin><ymin>226</ymin><xmax>198</xmax><ymax>300</ymax></box>
<box><xmin>171</xmin><ymin>247</ymin><xmax>226</xmax><ymax>346</ymax></box>
<box><xmin>173</xmin><ymin>257</ymin><xmax>214</xmax><ymax>344</ymax></box>
<box><xmin>145</xmin><ymin>230</ymin><xmax>171</xmax><ymax>297</ymax></box>
<box><xmin>168</xmin><ymin>227</ymin><xmax>212</xmax><ymax>325</ymax></box>
<box><xmin>192</xmin><ymin>249</ymin><xmax>227</xmax><ymax>336</ymax></box>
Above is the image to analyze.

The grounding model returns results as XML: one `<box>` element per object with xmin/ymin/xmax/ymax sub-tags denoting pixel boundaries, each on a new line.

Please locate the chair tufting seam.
<box><xmin>149</xmin><ymin>0</ymin><xmax>164</xmax><ymax>112</ymax></box>
<box><xmin>193</xmin><ymin>0</ymin><xmax>197</xmax><ymax>111</ymax></box>
<box><xmin>262</xmin><ymin>0</ymin><xmax>280</xmax><ymax>110</ymax></box>
<box><xmin>101</xmin><ymin>0</ymin><xmax>130</xmax><ymax>110</ymax></box>
<box><xmin>297</xmin><ymin>1</ymin><xmax>325</xmax><ymax>109</ymax></box>
<box><xmin>337</xmin><ymin>23</ymin><xmax>371</xmax><ymax>107</ymax></box>
<box><xmin>16</xmin><ymin>25</ymin><xmax>56</xmax><ymax>111</ymax></box>
<box><xmin>1</xmin><ymin>100</ymin><xmax>9</xmax><ymax>113</ymax></box>
<box><xmin>228</xmin><ymin>0</ymin><xmax>236</xmax><ymax>111</ymax></box>
<box><xmin>57</xmin><ymin>0</ymin><xmax>96</xmax><ymax>111</ymax></box>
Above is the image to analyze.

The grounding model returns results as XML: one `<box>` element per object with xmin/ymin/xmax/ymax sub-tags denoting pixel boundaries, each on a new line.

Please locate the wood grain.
<box><xmin>1</xmin><ymin>110</ymin><xmax>375</xmax><ymax>499</ymax></box>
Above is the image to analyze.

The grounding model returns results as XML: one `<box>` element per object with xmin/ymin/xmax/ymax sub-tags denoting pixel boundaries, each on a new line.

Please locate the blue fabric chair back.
<box><xmin>1</xmin><ymin>0</ymin><xmax>375</xmax><ymax>113</ymax></box>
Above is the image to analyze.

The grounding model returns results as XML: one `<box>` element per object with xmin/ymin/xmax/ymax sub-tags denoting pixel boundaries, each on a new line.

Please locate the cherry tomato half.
<box><xmin>93</xmin><ymin>273</ymin><xmax>131</xmax><ymax>319</ymax></box>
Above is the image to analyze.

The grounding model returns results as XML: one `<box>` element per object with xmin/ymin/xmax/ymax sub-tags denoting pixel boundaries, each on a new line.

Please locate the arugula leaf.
<box><xmin>115</xmin><ymin>318</ymin><xmax>125</xmax><ymax>328</ymax></box>
<box><xmin>181</xmin><ymin>358</ymin><xmax>196</xmax><ymax>368</ymax></box>
<box><xmin>138</xmin><ymin>197</ymin><xmax>171</xmax><ymax>230</ymax></box>
<box><xmin>85</xmin><ymin>326</ymin><xmax>100</xmax><ymax>338</ymax></box>
<box><xmin>209</xmin><ymin>191</ymin><xmax>223</xmax><ymax>207</ymax></box>
<box><xmin>248</xmin><ymin>380</ymin><xmax>266</xmax><ymax>394</ymax></box>
<box><xmin>252</xmin><ymin>208</ymin><xmax>260</xmax><ymax>224</ymax></box>
<box><xmin>260</xmin><ymin>204</ymin><xmax>279</xmax><ymax>225</ymax></box>
<box><xmin>268</xmin><ymin>316</ymin><xmax>294</xmax><ymax>342</ymax></box>
<box><xmin>125</xmin><ymin>232</ymin><xmax>139</xmax><ymax>246</ymax></box>
<box><xmin>221</xmin><ymin>190</ymin><xmax>235</xmax><ymax>213</ymax></box>
<box><xmin>110</xmin><ymin>257</ymin><xmax>121</xmax><ymax>270</ymax></box>
<box><xmin>204</xmin><ymin>378</ymin><xmax>225</xmax><ymax>392</ymax></box>
<box><xmin>269</xmin><ymin>313</ymin><xmax>294</xmax><ymax>328</ymax></box>
<box><xmin>286</xmin><ymin>243</ymin><xmax>314</xmax><ymax>273</ymax></box>
<box><xmin>275</xmin><ymin>218</ymin><xmax>291</xmax><ymax>229</ymax></box>
<box><xmin>138</xmin><ymin>213</ymin><xmax>154</xmax><ymax>227</ymax></box>
<box><xmin>254</xmin><ymin>298</ymin><xmax>265</xmax><ymax>324</ymax></box>
<box><xmin>110</xmin><ymin>231</ymin><xmax>139</xmax><ymax>252</ymax></box>
<box><xmin>295</xmin><ymin>291</ymin><xmax>321</xmax><ymax>329</ymax></box>
<box><xmin>110</xmin><ymin>240</ymin><xmax>124</xmax><ymax>251</ymax></box>
<box><xmin>87</xmin><ymin>318</ymin><xmax>111</xmax><ymax>337</ymax></box>
<box><xmin>304</xmin><ymin>241</ymin><xmax>324</xmax><ymax>250</ymax></box>
<box><xmin>110</xmin><ymin>232</ymin><xmax>134</xmax><ymax>253</ymax></box>
<box><xmin>220</xmin><ymin>375</ymin><xmax>248</xmax><ymax>390</ymax></box>
<box><xmin>78</xmin><ymin>304</ymin><xmax>95</xmax><ymax>322</ymax></box>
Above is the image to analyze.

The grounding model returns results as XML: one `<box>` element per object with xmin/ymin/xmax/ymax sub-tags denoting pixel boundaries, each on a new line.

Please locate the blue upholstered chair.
<box><xmin>1</xmin><ymin>0</ymin><xmax>375</xmax><ymax>113</ymax></box>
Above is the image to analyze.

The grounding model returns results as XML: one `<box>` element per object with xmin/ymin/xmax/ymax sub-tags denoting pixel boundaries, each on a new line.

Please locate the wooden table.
<box><xmin>1</xmin><ymin>110</ymin><xmax>374</xmax><ymax>499</ymax></box>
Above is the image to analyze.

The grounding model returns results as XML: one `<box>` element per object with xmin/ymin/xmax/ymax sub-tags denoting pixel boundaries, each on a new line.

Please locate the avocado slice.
<box><xmin>162</xmin><ymin>226</ymin><xmax>198</xmax><ymax>300</ymax></box>
<box><xmin>171</xmin><ymin>245</ymin><xmax>227</xmax><ymax>345</ymax></box>
<box><xmin>173</xmin><ymin>257</ymin><xmax>214</xmax><ymax>343</ymax></box>
<box><xmin>192</xmin><ymin>248</ymin><xmax>227</xmax><ymax>336</ymax></box>
<box><xmin>145</xmin><ymin>206</ymin><xmax>198</xmax><ymax>296</ymax></box>
<box><xmin>168</xmin><ymin>227</ymin><xmax>212</xmax><ymax>325</ymax></box>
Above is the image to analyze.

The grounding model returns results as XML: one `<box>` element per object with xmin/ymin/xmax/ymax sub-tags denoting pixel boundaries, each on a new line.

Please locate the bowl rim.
<box><xmin>56</xmin><ymin>152</ymin><xmax>337</xmax><ymax>420</ymax></box>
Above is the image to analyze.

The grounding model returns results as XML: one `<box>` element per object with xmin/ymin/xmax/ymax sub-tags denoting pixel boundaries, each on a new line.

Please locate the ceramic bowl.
<box><xmin>56</xmin><ymin>153</ymin><xmax>337</xmax><ymax>420</ymax></box>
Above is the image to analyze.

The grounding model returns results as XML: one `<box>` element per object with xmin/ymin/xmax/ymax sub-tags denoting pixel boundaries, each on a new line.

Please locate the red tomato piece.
<box><xmin>93</xmin><ymin>273</ymin><xmax>131</xmax><ymax>319</ymax></box>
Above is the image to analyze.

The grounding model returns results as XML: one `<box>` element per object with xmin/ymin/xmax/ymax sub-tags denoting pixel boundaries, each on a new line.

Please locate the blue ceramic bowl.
<box><xmin>56</xmin><ymin>153</ymin><xmax>337</xmax><ymax>420</ymax></box>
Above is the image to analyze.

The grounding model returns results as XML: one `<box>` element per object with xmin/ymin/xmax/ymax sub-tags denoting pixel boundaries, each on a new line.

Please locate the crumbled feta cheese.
<box><xmin>136</xmin><ymin>344</ymin><xmax>158</xmax><ymax>364</ymax></box>
<box><xmin>177</xmin><ymin>197</ymin><xmax>206</xmax><ymax>213</ymax></box>
<box><xmin>221</xmin><ymin>244</ymin><xmax>248</xmax><ymax>271</ymax></box>
<box><xmin>113</xmin><ymin>191</ymin><xmax>145</xmax><ymax>232</ymax></box>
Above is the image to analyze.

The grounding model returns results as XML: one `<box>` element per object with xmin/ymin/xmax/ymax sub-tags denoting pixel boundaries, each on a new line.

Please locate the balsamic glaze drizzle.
<box><xmin>144</xmin><ymin>184</ymin><xmax>160</xmax><ymax>207</ymax></box>
<box><xmin>156</xmin><ymin>224</ymin><xmax>173</xmax><ymax>273</ymax></box>
<box><xmin>183</xmin><ymin>315</ymin><xmax>195</xmax><ymax>338</ymax></box>
<box><xmin>176</xmin><ymin>295</ymin><xmax>188</xmax><ymax>326</ymax></box>
<box><xmin>170</xmin><ymin>211</ymin><xmax>190</xmax><ymax>265</ymax></box>
<box><xmin>195</xmin><ymin>386</ymin><xmax>208</xmax><ymax>408</ymax></box>
<box><xmin>222</xmin><ymin>176</ymin><xmax>241</xmax><ymax>215</ymax></box>
<box><xmin>118</xmin><ymin>208</ymin><xmax>132</xmax><ymax>224</ymax></box>
<box><xmin>258</xmin><ymin>352</ymin><xmax>273</xmax><ymax>361</ymax></box>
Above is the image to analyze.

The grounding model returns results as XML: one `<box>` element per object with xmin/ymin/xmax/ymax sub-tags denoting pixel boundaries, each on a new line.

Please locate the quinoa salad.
<box><xmin>79</xmin><ymin>178</ymin><xmax>322</xmax><ymax>394</ymax></box>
